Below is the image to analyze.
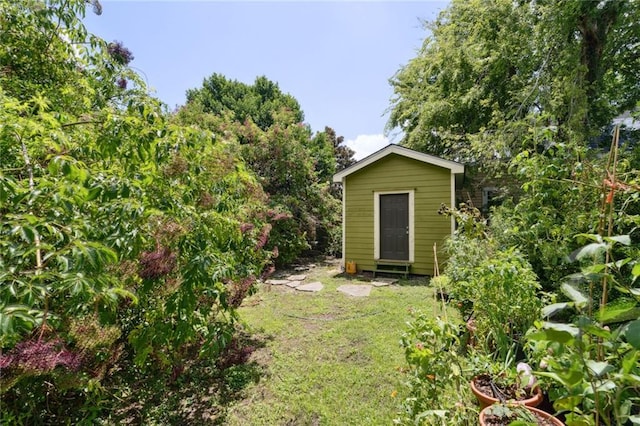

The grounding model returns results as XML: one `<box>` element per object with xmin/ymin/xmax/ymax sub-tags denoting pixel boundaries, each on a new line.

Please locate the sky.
<box><xmin>83</xmin><ymin>1</ymin><xmax>449</xmax><ymax>160</ymax></box>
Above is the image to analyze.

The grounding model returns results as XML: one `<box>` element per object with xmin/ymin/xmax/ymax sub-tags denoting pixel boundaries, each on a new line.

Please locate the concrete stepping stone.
<box><xmin>286</xmin><ymin>280</ymin><xmax>302</xmax><ymax>288</ymax></box>
<box><xmin>287</xmin><ymin>274</ymin><xmax>307</xmax><ymax>281</ymax></box>
<box><xmin>372</xmin><ymin>278</ymin><xmax>397</xmax><ymax>286</ymax></box>
<box><xmin>266</xmin><ymin>279</ymin><xmax>289</xmax><ymax>286</ymax></box>
<box><xmin>337</xmin><ymin>284</ymin><xmax>372</xmax><ymax>297</ymax></box>
<box><xmin>296</xmin><ymin>282</ymin><xmax>323</xmax><ymax>292</ymax></box>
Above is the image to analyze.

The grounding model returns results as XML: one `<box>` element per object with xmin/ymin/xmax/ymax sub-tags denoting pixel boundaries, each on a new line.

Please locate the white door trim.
<box><xmin>374</xmin><ymin>190</ymin><xmax>414</xmax><ymax>262</ymax></box>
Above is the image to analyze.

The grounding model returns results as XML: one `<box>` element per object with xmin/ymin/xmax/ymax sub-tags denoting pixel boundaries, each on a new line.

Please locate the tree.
<box><xmin>180</xmin><ymin>76</ymin><xmax>345</xmax><ymax>261</ymax></box>
<box><xmin>308</xmin><ymin>126</ymin><xmax>355</xmax><ymax>183</ymax></box>
<box><xmin>185</xmin><ymin>74</ymin><xmax>303</xmax><ymax>132</ymax></box>
<box><xmin>325</xmin><ymin>126</ymin><xmax>356</xmax><ymax>173</ymax></box>
<box><xmin>0</xmin><ymin>1</ymin><xmax>273</xmax><ymax>420</ymax></box>
<box><xmin>387</xmin><ymin>0</ymin><xmax>640</xmax><ymax>289</ymax></box>
<box><xmin>387</xmin><ymin>0</ymin><xmax>640</xmax><ymax>164</ymax></box>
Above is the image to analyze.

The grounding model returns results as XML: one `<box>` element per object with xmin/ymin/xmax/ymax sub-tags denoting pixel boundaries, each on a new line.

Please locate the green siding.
<box><xmin>344</xmin><ymin>154</ymin><xmax>452</xmax><ymax>275</ymax></box>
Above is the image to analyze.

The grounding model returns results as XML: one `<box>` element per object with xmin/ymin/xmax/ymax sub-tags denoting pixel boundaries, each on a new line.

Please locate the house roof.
<box><xmin>332</xmin><ymin>144</ymin><xmax>464</xmax><ymax>183</ymax></box>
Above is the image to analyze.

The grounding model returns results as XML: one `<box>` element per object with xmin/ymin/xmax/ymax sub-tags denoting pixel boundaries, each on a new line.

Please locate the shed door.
<box><xmin>380</xmin><ymin>193</ymin><xmax>409</xmax><ymax>260</ymax></box>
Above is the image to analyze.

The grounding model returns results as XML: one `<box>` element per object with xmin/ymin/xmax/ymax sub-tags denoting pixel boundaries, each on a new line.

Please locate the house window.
<box><xmin>482</xmin><ymin>187</ymin><xmax>500</xmax><ymax>214</ymax></box>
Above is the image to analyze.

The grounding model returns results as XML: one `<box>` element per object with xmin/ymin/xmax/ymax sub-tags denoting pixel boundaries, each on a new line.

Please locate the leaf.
<box><xmin>527</xmin><ymin>328</ymin><xmax>574</xmax><ymax>344</ymax></box>
<box><xmin>586</xmin><ymin>360</ymin><xmax>613</xmax><ymax>377</ymax></box>
<box><xmin>542</xmin><ymin>302</ymin><xmax>571</xmax><ymax>318</ymax></box>
<box><xmin>625</xmin><ymin>320</ymin><xmax>640</xmax><ymax>349</ymax></box>
<box><xmin>561</xmin><ymin>283</ymin><xmax>589</xmax><ymax>308</ymax></box>
<box><xmin>568</xmin><ymin>242</ymin><xmax>606</xmax><ymax>262</ymax></box>
<box><xmin>588</xmin><ymin>380</ymin><xmax>616</xmax><ymax>393</ymax></box>
<box><xmin>603</xmin><ymin>235</ymin><xmax>631</xmax><ymax>246</ymax></box>
<box><xmin>621</xmin><ymin>351</ymin><xmax>639</xmax><ymax>374</ymax></box>
<box><xmin>598</xmin><ymin>303</ymin><xmax>640</xmax><ymax>325</ymax></box>
<box><xmin>633</xmin><ymin>263</ymin><xmax>640</xmax><ymax>281</ymax></box>
<box><xmin>582</xmin><ymin>323</ymin><xmax>611</xmax><ymax>338</ymax></box>
<box><xmin>108</xmin><ymin>287</ymin><xmax>138</xmax><ymax>305</ymax></box>
<box><xmin>614</xmin><ymin>258</ymin><xmax>632</xmax><ymax>269</ymax></box>
<box><xmin>544</xmin><ymin>321</ymin><xmax>581</xmax><ymax>335</ymax></box>
<box><xmin>537</xmin><ymin>369</ymin><xmax>584</xmax><ymax>388</ymax></box>
<box><xmin>85</xmin><ymin>186</ymin><xmax>102</xmax><ymax>201</ymax></box>
<box><xmin>629</xmin><ymin>415</ymin><xmax>640</xmax><ymax>424</ymax></box>
<box><xmin>575</xmin><ymin>233</ymin><xmax>603</xmax><ymax>243</ymax></box>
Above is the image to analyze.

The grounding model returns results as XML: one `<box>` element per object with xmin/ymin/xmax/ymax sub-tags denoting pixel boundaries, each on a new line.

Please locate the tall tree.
<box><xmin>0</xmin><ymin>2</ymin><xmax>275</xmax><ymax>421</ymax></box>
<box><xmin>388</xmin><ymin>0</ymin><xmax>640</xmax><ymax>164</ymax></box>
<box><xmin>308</xmin><ymin>126</ymin><xmax>355</xmax><ymax>183</ymax></box>
<box><xmin>185</xmin><ymin>74</ymin><xmax>303</xmax><ymax>132</ymax></box>
<box><xmin>179</xmin><ymin>77</ymin><xmax>344</xmax><ymax>261</ymax></box>
<box><xmin>325</xmin><ymin>126</ymin><xmax>356</xmax><ymax>173</ymax></box>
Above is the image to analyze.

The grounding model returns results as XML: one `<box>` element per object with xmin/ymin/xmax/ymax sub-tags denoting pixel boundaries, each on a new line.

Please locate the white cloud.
<box><xmin>345</xmin><ymin>134</ymin><xmax>393</xmax><ymax>161</ymax></box>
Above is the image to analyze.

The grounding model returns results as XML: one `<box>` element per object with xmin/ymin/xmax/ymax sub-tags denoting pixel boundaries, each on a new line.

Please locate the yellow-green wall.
<box><xmin>344</xmin><ymin>154</ymin><xmax>452</xmax><ymax>275</ymax></box>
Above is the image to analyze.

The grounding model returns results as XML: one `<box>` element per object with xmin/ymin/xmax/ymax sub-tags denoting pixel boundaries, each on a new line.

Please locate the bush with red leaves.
<box><xmin>139</xmin><ymin>247</ymin><xmax>177</xmax><ymax>280</ymax></box>
<box><xmin>240</xmin><ymin>222</ymin><xmax>254</xmax><ymax>233</ymax></box>
<box><xmin>107</xmin><ymin>41</ymin><xmax>134</xmax><ymax>65</ymax></box>
<box><xmin>0</xmin><ymin>338</ymin><xmax>82</xmax><ymax>373</ymax></box>
<box><xmin>255</xmin><ymin>224</ymin><xmax>272</xmax><ymax>250</ymax></box>
<box><xmin>228</xmin><ymin>275</ymin><xmax>256</xmax><ymax>308</ymax></box>
<box><xmin>261</xmin><ymin>264</ymin><xmax>275</xmax><ymax>280</ymax></box>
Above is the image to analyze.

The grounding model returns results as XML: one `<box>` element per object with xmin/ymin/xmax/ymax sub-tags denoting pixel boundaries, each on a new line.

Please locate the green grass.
<box><xmin>225</xmin><ymin>259</ymin><xmax>443</xmax><ymax>425</ymax></box>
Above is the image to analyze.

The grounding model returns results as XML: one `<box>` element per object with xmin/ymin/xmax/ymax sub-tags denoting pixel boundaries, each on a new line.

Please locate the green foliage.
<box><xmin>444</xmin><ymin>230</ymin><xmax>542</xmax><ymax>360</ymax></box>
<box><xmin>178</xmin><ymin>78</ymin><xmax>347</xmax><ymax>261</ymax></box>
<box><xmin>186</xmin><ymin>74</ymin><xmax>303</xmax><ymax>132</ymax></box>
<box><xmin>397</xmin><ymin>313</ymin><xmax>477</xmax><ymax>425</ymax></box>
<box><xmin>388</xmin><ymin>0</ymin><xmax>640</xmax><ymax>163</ymax></box>
<box><xmin>443</xmin><ymin>234</ymin><xmax>492</xmax><ymax>287</ymax></box>
<box><xmin>490</xmin><ymin>142</ymin><xmax>640</xmax><ymax>291</ymax></box>
<box><xmin>473</xmin><ymin>249</ymin><xmax>541</xmax><ymax>360</ymax></box>
<box><xmin>529</xmin><ymin>318</ymin><xmax>640</xmax><ymax>425</ymax></box>
<box><xmin>489</xmin><ymin>145</ymin><xmax>596</xmax><ymax>289</ymax></box>
<box><xmin>0</xmin><ymin>1</ymin><xmax>274</xmax><ymax>421</ymax></box>
<box><xmin>526</xmin><ymin>235</ymin><xmax>640</xmax><ymax>426</ymax></box>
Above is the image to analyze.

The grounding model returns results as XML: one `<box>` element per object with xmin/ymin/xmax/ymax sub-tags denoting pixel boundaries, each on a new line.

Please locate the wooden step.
<box><xmin>373</xmin><ymin>261</ymin><xmax>410</xmax><ymax>279</ymax></box>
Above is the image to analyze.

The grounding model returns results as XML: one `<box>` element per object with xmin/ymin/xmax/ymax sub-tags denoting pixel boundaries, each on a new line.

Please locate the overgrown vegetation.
<box><xmin>392</xmin><ymin>1</ymin><xmax>640</xmax><ymax>424</ymax></box>
<box><xmin>0</xmin><ymin>0</ymin><xmax>353</xmax><ymax>422</ymax></box>
<box><xmin>4</xmin><ymin>0</ymin><xmax>640</xmax><ymax>423</ymax></box>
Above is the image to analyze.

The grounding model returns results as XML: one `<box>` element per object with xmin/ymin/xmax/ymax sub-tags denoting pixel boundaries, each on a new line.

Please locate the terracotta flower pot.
<box><xmin>479</xmin><ymin>404</ymin><xmax>564</xmax><ymax>426</ymax></box>
<box><xmin>471</xmin><ymin>374</ymin><xmax>543</xmax><ymax>408</ymax></box>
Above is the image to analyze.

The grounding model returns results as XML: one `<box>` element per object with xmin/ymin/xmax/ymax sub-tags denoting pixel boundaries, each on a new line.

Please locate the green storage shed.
<box><xmin>332</xmin><ymin>144</ymin><xmax>464</xmax><ymax>276</ymax></box>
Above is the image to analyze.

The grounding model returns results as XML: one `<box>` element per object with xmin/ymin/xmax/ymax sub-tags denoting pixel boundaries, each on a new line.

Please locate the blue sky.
<box><xmin>84</xmin><ymin>1</ymin><xmax>449</xmax><ymax>159</ymax></box>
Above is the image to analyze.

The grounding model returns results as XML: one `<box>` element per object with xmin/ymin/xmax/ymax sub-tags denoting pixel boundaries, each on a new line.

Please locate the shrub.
<box><xmin>443</xmin><ymin>235</ymin><xmax>495</xmax><ymax>319</ymax></box>
<box><xmin>397</xmin><ymin>313</ymin><xmax>478</xmax><ymax>425</ymax></box>
<box><xmin>448</xmin><ymin>247</ymin><xmax>542</xmax><ymax>360</ymax></box>
<box><xmin>526</xmin><ymin>234</ymin><xmax>640</xmax><ymax>425</ymax></box>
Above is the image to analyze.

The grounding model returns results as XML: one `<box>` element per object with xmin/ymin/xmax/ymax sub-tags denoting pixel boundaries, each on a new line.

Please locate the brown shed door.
<box><xmin>380</xmin><ymin>193</ymin><xmax>409</xmax><ymax>260</ymax></box>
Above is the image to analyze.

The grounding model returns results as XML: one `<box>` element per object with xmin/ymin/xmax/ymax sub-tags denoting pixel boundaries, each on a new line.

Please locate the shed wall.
<box><xmin>343</xmin><ymin>154</ymin><xmax>452</xmax><ymax>275</ymax></box>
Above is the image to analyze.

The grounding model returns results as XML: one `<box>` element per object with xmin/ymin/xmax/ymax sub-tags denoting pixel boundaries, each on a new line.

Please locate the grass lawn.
<box><xmin>225</xmin><ymin>258</ymin><xmax>445</xmax><ymax>425</ymax></box>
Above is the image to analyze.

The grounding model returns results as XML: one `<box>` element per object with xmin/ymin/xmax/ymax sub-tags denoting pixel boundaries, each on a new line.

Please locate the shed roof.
<box><xmin>332</xmin><ymin>144</ymin><xmax>464</xmax><ymax>183</ymax></box>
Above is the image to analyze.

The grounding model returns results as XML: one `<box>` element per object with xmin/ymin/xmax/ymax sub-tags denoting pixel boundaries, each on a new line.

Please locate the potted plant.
<box><xmin>471</xmin><ymin>363</ymin><xmax>543</xmax><ymax>408</ymax></box>
<box><xmin>479</xmin><ymin>403</ymin><xmax>564</xmax><ymax>426</ymax></box>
